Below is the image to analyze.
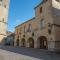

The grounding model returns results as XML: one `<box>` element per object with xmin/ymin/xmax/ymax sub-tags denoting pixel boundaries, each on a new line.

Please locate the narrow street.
<box><xmin>0</xmin><ymin>46</ymin><xmax>60</xmax><ymax>60</ymax></box>
<box><xmin>0</xmin><ymin>49</ymin><xmax>40</xmax><ymax>60</ymax></box>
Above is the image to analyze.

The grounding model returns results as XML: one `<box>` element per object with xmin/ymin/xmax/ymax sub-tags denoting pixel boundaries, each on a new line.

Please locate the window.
<box><xmin>40</xmin><ymin>19</ymin><xmax>45</xmax><ymax>29</ymax></box>
<box><xmin>24</xmin><ymin>26</ymin><xmax>26</xmax><ymax>33</ymax></box>
<box><xmin>27</xmin><ymin>24</ymin><xmax>32</xmax><ymax>32</ymax></box>
<box><xmin>40</xmin><ymin>7</ymin><xmax>42</xmax><ymax>13</ymax></box>
<box><xmin>4</xmin><ymin>5</ymin><xmax>6</xmax><ymax>8</ymax></box>
<box><xmin>16</xmin><ymin>29</ymin><xmax>18</xmax><ymax>34</ymax></box>
<box><xmin>20</xmin><ymin>27</ymin><xmax>22</xmax><ymax>34</ymax></box>
<box><xmin>32</xmin><ymin>32</ymin><xmax>34</xmax><ymax>36</ymax></box>
<box><xmin>48</xmin><ymin>29</ymin><xmax>51</xmax><ymax>34</ymax></box>
<box><xmin>48</xmin><ymin>23</ymin><xmax>52</xmax><ymax>34</ymax></box>
<box><xmin>29</xmin><ymin>24</ymin><xmax>32</xmax><ymax>31</ymax></box>
<box><xmin>23</xmin><ymin>35</ymin><xmax>25</xmax><ymax>37</ymax></box>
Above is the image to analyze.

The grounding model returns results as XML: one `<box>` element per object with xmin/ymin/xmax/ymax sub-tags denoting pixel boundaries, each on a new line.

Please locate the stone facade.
<box><xmin>14</xmin><ymin>0</ymin><xmax>60</xmax><ymax>52</ymax></box>
<box><xmin>0</xmin><ymin>0</ymin><xmax>10</xmax><ymax>44</ymax></box>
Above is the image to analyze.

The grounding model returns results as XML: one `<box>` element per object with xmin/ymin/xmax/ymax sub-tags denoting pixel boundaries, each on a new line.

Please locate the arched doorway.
<box><xmin>21</xmin><ymin>38</ymin><xmax>26</xmax><ymax>47</ymax></box>
<box><xmin>28</xmin><ymin>37</ymin><xmax>34</xmax><ymax>48</ymax></box>
<box><xmin>16</xmin><ymin>39</ymin><xmax>19</xmax><ymax>46</ymax></box>
<box><xmin>37</xmin><ymin>36</ymin><xmax>48</xmax><ymax>49</ymax></box>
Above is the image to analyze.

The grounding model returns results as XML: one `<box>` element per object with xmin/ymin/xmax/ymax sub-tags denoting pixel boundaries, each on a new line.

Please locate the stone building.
<box><xmin>14</xmin><ymin>0</ymin><xmax>60</xmax><ymax>52</ymax></box>
<box><xmin>0</xmin><ymin>0</ymin><xmax>10</xmax><ymax>44</ymax></box>
<box><xmin>5</xmin><ymin>31</ymin><xmax>15</xmax><ymax>46</ymax></box>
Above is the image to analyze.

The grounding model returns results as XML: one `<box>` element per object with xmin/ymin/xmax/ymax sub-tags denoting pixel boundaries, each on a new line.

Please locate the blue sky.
<box><xmin>8</xmin><ymin>0</ymin><xmax>42</xmax><ymax>32</ymax></box>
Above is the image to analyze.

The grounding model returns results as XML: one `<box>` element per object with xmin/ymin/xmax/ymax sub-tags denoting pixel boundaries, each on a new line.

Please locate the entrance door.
<box><xmin>16</xmin><ymin>39</ymin><xmax>19</xmax><ymax>46</ymax></box>
<box><xmin>21</xmin><ymin>38</ymin><xmax>26</xmax><ymax>47</ymax></box>
<box><xmin>28</xmin><ymin>38</ymin><xmax>34</xmax><ymax>48</ymax></box>
<box><xmin>38</xmin><ymin>36</ymin><xmax>47</xmax><ymax>49</ymax></box>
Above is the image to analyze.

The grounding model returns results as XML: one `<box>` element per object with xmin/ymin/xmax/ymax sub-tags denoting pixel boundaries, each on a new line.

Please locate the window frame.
<box><xmin>40</xmin><ymin>7</ymin><xmax>42</xmax><ymax>13</ymax></box>
<box><xmin>24</xmin><ymin>26</ymin><xmax>26</xmax><ymax>33</ymax></box>
<box><xmin>40</xmin><ymin>19</ymin><xmax>45</xmax><ymax>29</ymax></box>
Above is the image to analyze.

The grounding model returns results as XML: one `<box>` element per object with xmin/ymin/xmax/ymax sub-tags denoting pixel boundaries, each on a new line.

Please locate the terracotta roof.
<box><xmin>15</xmin><ymin>17</ymin><xmax>35</xmax><ymax>28</ymax></box>
<box><xmin>34</xmin><ymin>1</ymin><xmax>44</xmax><ymax>9</ymax></box>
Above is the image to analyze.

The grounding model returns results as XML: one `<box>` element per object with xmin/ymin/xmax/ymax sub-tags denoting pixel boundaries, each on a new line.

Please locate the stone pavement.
<box><xmin>0</xmin><ymin>46</ymin><xmax>60</xmax><ymax>60</ymax></box>
<box><xmin>0</xmin><ymin>49</ymin><xmax>40</xmax><ymax>60</ymax></box>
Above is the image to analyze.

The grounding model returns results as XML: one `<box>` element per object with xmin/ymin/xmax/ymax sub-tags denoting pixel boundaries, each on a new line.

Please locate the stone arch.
<box><xmin>28</xmin><ymin>37</ymin><xmax>34</xmax><ymax>48</ymax></box>
<box><xmin>16</xmin><ymin>39</ymin><xmax>19</xmax><ymax>46</ymax></box>
<box><xmin>37</xmin><ymin>36</ymin><xmax>48</xmax><ymax>49</ymax></box>
<box><xmin>21</xmin><ymin>38</ymin><xmax>26</xmax><ymax>47</ymax></box>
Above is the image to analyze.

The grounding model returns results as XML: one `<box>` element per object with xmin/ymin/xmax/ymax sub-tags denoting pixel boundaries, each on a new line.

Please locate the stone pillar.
<box><xmin>48</xmin><ymin>41</ymin><xmax>55</xmax><ymax>51</ymax></box>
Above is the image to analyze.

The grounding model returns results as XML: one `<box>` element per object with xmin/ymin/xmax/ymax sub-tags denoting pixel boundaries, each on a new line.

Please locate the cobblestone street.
<box><xmin>0</xmin><ymin>49</ymin><xmax>40</xmax><ymax>60</ymax></box>
<box><xmin>0</xmin><ymin>46</ymin><xmax>60</xmax><ymax>60</ymax></box>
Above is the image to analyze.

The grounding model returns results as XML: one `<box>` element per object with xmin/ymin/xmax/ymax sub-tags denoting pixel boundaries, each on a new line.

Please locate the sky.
<box><xmin>8</xmin><ymin>0</ymin><xmax>42</xmax><ymax>32</ymax></box>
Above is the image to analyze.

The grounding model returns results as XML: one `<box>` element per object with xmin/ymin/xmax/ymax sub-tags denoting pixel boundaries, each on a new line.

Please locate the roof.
<box><xmin>7</xmin><ymin>31</ymin><xmax>14</xmax><ymax>35</ymax></box>
<box><xmin>15</xmin><ymin>17</ymin><xmax>35</xmax><ymax>28</ymax></box>
<box><xmin>34</xmin><ymin>0</ymin><xmax>44</xmax><ymax>9</ymax></box>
